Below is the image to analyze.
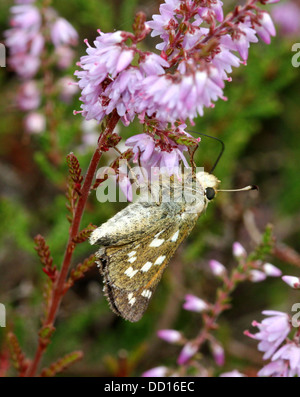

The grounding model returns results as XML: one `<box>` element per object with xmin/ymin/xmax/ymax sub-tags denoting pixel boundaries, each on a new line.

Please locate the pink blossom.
<box><xmin>10</xmin><ymin>4</ymin><xmax>41</xmax><ymax>30</ymax></box>
<box><xmin>50</xmin><ymin>18</ymin><xmax>78</xmax><ymax>48</ymax></box>
<box><xmin>220</xmin><ymin>370</ymin><xmax>246</xmax><ymax>377</ymax></box>
<box><xmin>233</xmin><ymin>21</ymin><xmax>258</xmax><ymax>61</ymax></box>
<box><xmin>125</xmin><ymin>133</ymin><xmax>188</xmax><ymax>176</ymax></box>
<box><xmin>157</xmin><ymin>329</ymin><xmax>182</xmax><ymax>343</ymax></box>
<box><xmin>258</xmin><ymin>359</ymin><xmax>288</xmax><ymax>377</ymax></box>
<box><xmin>245</xmin><ymin>310</ymin><xmax>291</xmax><ymax>360</ymax></box>
<box><xmin>262</xmin><ymin>263</ymin><xmax>282</xmax><ymax>277</ymax></box>
<box><xmin>282</xmin><ymin>275</ymin><xmax>300</xmax><ymax>289</ymax></box>
<box><xmin>75</xmin><ymin>31</ymin><xmax>135</xmax><ymax>123</ymax></box>
<box><xmin>211</xmin><ymin>341</ymin><xmax>225</xmax><ymax>366</ymax></box>
<box><xmin>271</xmin><ymin>343</ymin><xmax>300</xmax><ymax>377</ymax></box>
<box><xmin>254</xmin><ymin>12</ymin><xmax>276</xmax><ymax>45</ymax></box>
<box><xmin>183</xmin><ymin>294</ymin><xmax>209</xmax><ymax>313</ymax></box>
<box><xmin>232</xmin><ymin>242</ymin><xmax>247</xmax><ymax>258</ymax></box>
<box><xmin>177</xmin><ymin>342</ymin><xmax>198</xmax><ymax>365</ymax></box>
<box><xmin>209</xmin><ymin>259</ymin><xmax>227</xmax><ymax>277</ymax></box>
<box><xmin>272</xmin><ymin>2</ymin><xmax>300</xmax><ymax>36</ymax></box>
<box><xmin>142</xmin><ymin>366</ymin><xmax>168</xmax><ymax>377</ymax></box>
<box><xmin>4</xmin><ymin>3</ymin><xmax>43</xmax><ymax>79</ymax></box>
<box><xmin>16</xmin><ymin>81</ymin><xmax>40</xmax><ymax>111</ymax></box>
<box><xmin>24</xmin><ymin>112</ymin><xmax>46</xmax><ymax>134</ymax></box>
<box><xmin>249</xmin><ymin>270</ymin><xmax>267</xmax><ymax>283</ymax></box>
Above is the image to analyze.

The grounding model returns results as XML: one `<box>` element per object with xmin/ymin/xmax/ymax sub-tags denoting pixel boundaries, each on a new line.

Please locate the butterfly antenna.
<box><xmin>186</xmin><ymin>130</ymin><xmax>225</xmax><ymax>174</ymax></box>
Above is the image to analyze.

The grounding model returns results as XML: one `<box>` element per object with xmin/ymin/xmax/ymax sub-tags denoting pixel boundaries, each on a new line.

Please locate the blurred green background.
<box><xmin>0</xmin><ymin>0</ymin><xmax>300</xmax><ymax>376</ymax></box>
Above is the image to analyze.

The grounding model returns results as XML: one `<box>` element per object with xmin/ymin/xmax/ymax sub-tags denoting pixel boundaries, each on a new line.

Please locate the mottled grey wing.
<box><xmin>99</xmin><ymin>211</ymin><xmax>199</xmax><ymax>322</ymax></box>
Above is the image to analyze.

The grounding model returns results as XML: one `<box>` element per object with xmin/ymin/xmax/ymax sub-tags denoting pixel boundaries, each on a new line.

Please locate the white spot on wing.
<box><xmin>154</xmin><ymin>255</ymin><xmax>166</xmax><ymax>265</ymax></box>
<box><xmin>124</xmin><ymin>266</ymin><xmax>138</xmax><ymax>278</ymax></box>
<box><xmin>141</xmin><ymin>261</ymin><xmax>153</xmax><ymax>272</ymax></box>
<box><xmin>127</xmin><ymin>251</ymin><xmax>136</xmax><ymax>258</ymax></box>
<box><xmin>128</xmin><ymin>293</ymin><xmax>136</xmax><ymax>306</ymax></box>
<box><xmin>128</xmin><ymin>256</ymin><xmax>137</xmax><ymax>263</ymax></box>
<box><xmin>170</xmin><ymin>230</ymin><xmax>180</xmax><ymax>242</ymax></box>
<box><xmin>149</xmin><ymin>238</ymin><xmax>164</xmax><ymax>247</ymax></box>
<box><xmin>155</xmin><ymin>230</ymin><xmax>164</xmax><ymax>238</ymax></box>
<box><xmin>141</xmin><ymin>289</ymin><xmax>152</xmax><ymax>299</ymax></box>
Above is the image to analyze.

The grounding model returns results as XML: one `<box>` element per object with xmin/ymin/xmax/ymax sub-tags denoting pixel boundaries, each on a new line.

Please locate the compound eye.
<box><xmin>205</xmin><ymin>187</ymin><xmax>215</xmax><ymax>200</ymax></box>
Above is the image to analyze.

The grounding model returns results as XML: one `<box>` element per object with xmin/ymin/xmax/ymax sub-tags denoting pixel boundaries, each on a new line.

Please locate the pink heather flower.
<box><xmin>142</xmin><ymin>366</ymin><xmax>168</xmax><ymax>377</ymax></box>
<box><xmin>282</xmin><ymin>275</ymin><xmax>300</xmax><ymax>289</ymax></box>
<box><xmin>245</xmin><ymin>310</ymin><xmax>291</xmax><ymax>360</ymax></box>
<box><xmin>272</xmin><ymin>2</ymin><xmax>300</xmax><ymax>36</ymax></box>
<box><xmin>16</xmin><ymin>81</ymin><xmax>40</xmax><ymax>111</ymax></box>
<box><xmin>147</xmin><ymin>0</ymin><xmax>181</xmax><ymax>41</ymax></box>
<box><xmin>4</xmin><ymin>4</ymin><xmax>43</xmax><ymax>79</ymax></box>
<box><xmin>125</xmin><ymin>133</ymin><xmax>188</xmax><ymax>176</ymax></box>
<box><xmin>198</xmin><ymin>0</ymin><xmax>224</xmax><ymax>23</ymax></box>
<box><xmin>232</xmin><ymin>242</ymin><xmax>247</xmax><ymax>258</ymax></box>
<box><xmin>209</xmin><ymin>259</ymin><xmax>227</xmax><ymax>277</ymax></box>
<box><xmin>249</xmin><ymin>270</ymin><xmax>267</xmax><ymax>283</ymax></box>
<box><xmin>219</xmin><ymin>370</ymin><xmax>246</xmax><ymax>377</ymax></box>
<box><xmin>139</xmin><ymin>53</ymin><xmax>169</xmax><ymax>76</ymax></box>
<box><xmin>211</xmin><ymin>341</ymin><xmax>225</xmax><ymax>367</ymax></box>
<box><xmin>183</xmin><ymin>294</ymin><xmax>209</xmax><ymax>313</ymax></box>
<box><xmin>271</xmin><ymin>343</ymin><xmax>300</xmax><ymax>377</ymax></box>
<box><xmin>137</xmin><ymin>69</ymin><xmax>224</xmax><ymax>123</ymax></box>
<box><xmin>262</xmin><ymin>263</ymin><xmax>282</xmax><ymax>277</ymax></box>
<box><xmin>157</xmin><ymin>329</ymin><xmax>182</xmax><ymax>343</ymax></box>
<box><xmin>117</xmin><ymin>173</ymin><xmax>133</xmax><ymax>202</ymax></box>
<box><xmin>50</xmin><ymin>18</ymin><xmax>78</xmax><ymax>48</ymax></box>
<box><xmin>9</xmin><ymin>53</ymin><xmax>41</xmax><ymax>79</ymax></box>
<box><xmin>233</xmin><ymin>21</ymin><xmax>258</xmax><ymax>61</ymax></box>
<box><xmin>254</xmin><ymin>12</ymin><xmax>276</xmax><ymax>45</ymax></box>
<box><xmin>75</xmin><ymin>31</ymin><xmax>136</xmax><ymax>123</ymax></box>
<box><xmin>104</xmin><ymin>68</ymin><xmax>144</xmax><ymax>126</ymax></box>
<box><xmin>24</xmin><ymin>112</ymin><xmax>46</xmax><ymax>134</ymax></box>
<box><xmin>258</xmin><ymin>359</ymin><xmax>288</xmax><ymax>377</ymax></box>
<box><xmin>10</xmin><ymin>4</ymin><xmax>41</xmax><ymax>30</ymax></box>
<box><xmin>177</xmin><ymin>342</ymin><xmax>198</xmax><ymax>365</ymax></box>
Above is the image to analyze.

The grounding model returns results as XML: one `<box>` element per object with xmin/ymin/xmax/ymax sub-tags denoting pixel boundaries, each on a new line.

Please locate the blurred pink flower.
<box><xmin>183</xmin><ymin>294</ymin><xmax>209</xmax><ymax>313</ymax></box>
<box><xmin>272</xmin><ymin>2</ymin><xmax>300</xmax><ymax>36</ymax></box>
<box><xmin>220</xmin><ymin>370</ymin><xmax>246</xmax><ymax>377</ymax></box>
<box><xmin>50</xmin><ymin>18</ymin><xmax>78</xmax><ymax>48</ymax></box>
<box><xmin>209</xmin><ymin>259</ymin><xmax>227</xmax><ymax>277</ymax></box>
<box><xmin>16</xmin><ymin>81</ymin><xmax>40</xmax><ymax>111</ymax></box>
<box><xmin>262</xmin><ymin>263</ymin><xmax>282</xmax><ymax>277</ymax></box>
<box><xmin>232</xmin><ymin>242</ymin><xmax>247</xmax><ymax>258</ymax></box>
<box><xmin>142</xmin><ymin>366</ymin><xmax>168</xmax><ymax>377</ymax></box>
<box><xmin>24</xmin><ymin>112</ymin><xmax>46</xmax><ymax>134</ymax></box>
<box><xmin>249</xmin><ymin>269</ymin><xmax>267</xmax><ymax>282</ymax></box>
<box><xmin>177</xmin><ymin>342</ymin><xmax>198</xmax><ymax>365</ymax></box>
<box><xmin>282</xmin><ymin>275</ymin><xmax>300</xmax><ymax>289</ymax></box>
<box><xmin>157</xmin><ymin>329</ymin><xmax>182</xmax><ymax>343</ymax></box>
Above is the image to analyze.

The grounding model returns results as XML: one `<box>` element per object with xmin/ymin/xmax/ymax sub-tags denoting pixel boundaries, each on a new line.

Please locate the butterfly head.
<box><xmin>195</xmin><ymin>171</ymin><xmax>220</xmax><ymax>202</ymax></box>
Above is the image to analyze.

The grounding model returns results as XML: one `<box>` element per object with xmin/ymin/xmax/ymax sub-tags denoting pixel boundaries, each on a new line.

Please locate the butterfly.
<box><xmin>90</xmin><ymin>169</ymin><xmax>220</xmax><ymax>322</ymax></box>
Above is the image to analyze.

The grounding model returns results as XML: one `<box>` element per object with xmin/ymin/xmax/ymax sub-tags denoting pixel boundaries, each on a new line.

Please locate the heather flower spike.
<box><xmin>75</xmin><ymin>0</ymin><xmax>278</xmax><ymax>127</ymax></box>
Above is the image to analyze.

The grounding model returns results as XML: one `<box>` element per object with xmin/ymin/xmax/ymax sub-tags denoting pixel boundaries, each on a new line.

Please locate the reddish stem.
<box><xmin>26</xmin><ymin>112</ymin><xmax>120</xmax><ymax>377</ymax></box>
